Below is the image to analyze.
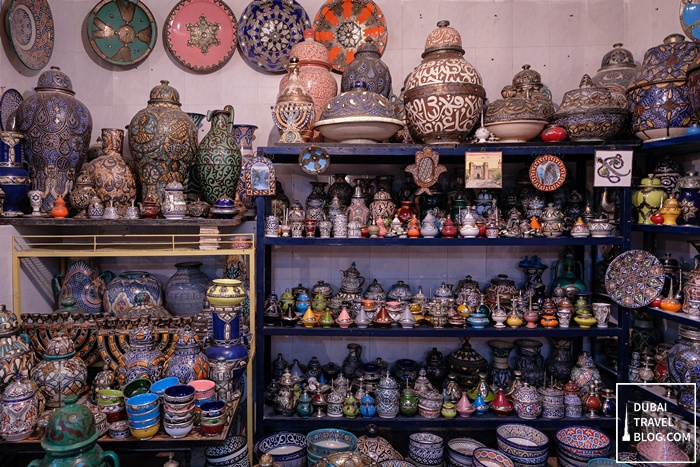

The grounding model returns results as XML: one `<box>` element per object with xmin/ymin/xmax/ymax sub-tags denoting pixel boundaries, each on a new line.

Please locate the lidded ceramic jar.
<box><xmin>116</xmin><ymin>325</ymin><xmax>166</xmax><ymax>386</ymax></box>
<box><xmin>627</xmin><ymin>34</ymin><xmax>699</xmax><ymax>141</ymax></box>
<box><xmin>632</xmin><ymin>174</ymin><xmax>668</xmax><ymax>224</ymax></box>
<box><xmin>386</xmin><ymin>280</ymin><xmax>413</xmax><ymax>303</ymax></box>
<box><xmin>447</xmin><ymin>338</ymin><xmax>488</xmax><ymax>389</ymax></box>
<box><xmin>128</xmin><ymin>80</ymin><xmax>198</xmax><ymax>201</ymax></box>
<box><xmin>28</xmin><ymin>394</ymin><xmax>119</xmax><ymax>467</ymax></box>
<box><xmin>552</xmin><ymin>75</ymin><xmax>628</xmax><ymax>141</ymax></box>
<box><xmin>370</xmin><ymin>189</ymin><xmax>397</xmax><ymax>223</ymax></box>
<box><xmin>164</xmin><ymin>328</ymin><xmax>209</xmax><ymax>383</ymax></box>
<box><xmin>358</xmin><ymin>424</ymin><xmax>400</xmax><ymax>461</ymax></box>
<box><xmin>404</xmin><ymin>21</ymin><xmax>485</xmax><ymax>144</ymax></box>
<box><xmin>668</xmin><ymin>325</ymin><xmax>700</xmax><ymax>410</ymax></box>
<box><xmin>69</xmin><ymin>170</ymin><xmax>97</xmax><ymax>218</ymax></box>
<box><xmin>375</xmin><ymin>372</ymin><xmax>400</xmax><ymax>418</ymax></box>
<box><xmin>570</xmin><ymin>351</ymin><xmax>601</xmax><ymax>394</ymax></box>
<box><xmin>31</xmin><ymin>335</ymin><xmax>88</xmax><ymax>407</ymax></box>
<box><xmin>484</xmin><ymin>65</ymin><xmax>554</xmax><ymax>142</ymax></box>
<box><xmin>512</xmin><ymin>382</ymin><xmax>542</xmax><ymax>420</ymax></box>
<box><xmin>16</xmin><ymin>67</ymin><xmax>93</xmax><ymax>213</ymax></box>
<box><xmin>485</xmin><ymin>274</ymin><xmax>518</xmax><ymax>307</ymax></box>
<box><xmin>1</xmin><ymin>374</ymin><xmax>44</xmax><ymax>441</ymax></box>
<box><xmin>0</xmin><ymin>304</ymin><xmax>35</xmax><ymax>393</ymax></box>
<box><xmin>592</xmin><ymin>43</ymin><xmax>638</xmax><ymax>94</ymax></box>
<box><xmin>342</xmin><ymin>37</ymin><xmax>392</xmax><ymax>97</ymax></box>
<box><xmin>677</xmin><ymin>171</ymin><xmax>700</xmax><ymax>225</ymax></box>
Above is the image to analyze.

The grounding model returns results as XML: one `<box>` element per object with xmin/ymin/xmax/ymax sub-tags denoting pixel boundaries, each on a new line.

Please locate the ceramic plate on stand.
<box><xmin>165</xmin><ymin>0</ymin><xmax>237</xmax><ymax>72</ymax></box>
<box><xmin>605</xmin><ymin>249</ymin><xmax>664</xmax><ymax>308</ymax></box>
<box><xmin>313</xmin><ymin>0</ymin><xmax>388</xmax><ymax>73</ymax></box>
<box><xmin>0</xmin><ymin>89</ymin><xmax>23</xmax><ymax>131</ymax></box>
<box><xmin>5</xmin><ymin>0</ymin><xmax>54</xmax><ymax>70</ymax></box>
<box><xmin>238</xmin><ymin>0</ymin><xmax>310</xmax><ymax>73</ymax></box>
<box><xmin>87</xmin><ymin>0</ymin><xmax>157</xmax><ymax>66</ymax></box>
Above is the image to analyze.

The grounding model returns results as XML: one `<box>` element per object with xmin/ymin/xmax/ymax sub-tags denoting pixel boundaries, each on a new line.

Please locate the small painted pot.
<box><xmin>206</xmin><ymin>279</ymin><xmax>246</xmax><ymax>307</ymax></box>
<box><xmin>109</xmin><ymin>420</ymin><xmax>130</xmax><ymax>439</ymax></box>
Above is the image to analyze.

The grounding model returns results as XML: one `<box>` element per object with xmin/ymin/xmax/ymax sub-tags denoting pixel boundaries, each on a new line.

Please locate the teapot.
<box><xmin>138</xmin><ymin>196</ymin><xmax>159</xmax><ymax>219</ymax></box>
<box><xmin>340</xmin><ymin>262</ymin><xmax>365</xmax><ymax>292</ymax></box>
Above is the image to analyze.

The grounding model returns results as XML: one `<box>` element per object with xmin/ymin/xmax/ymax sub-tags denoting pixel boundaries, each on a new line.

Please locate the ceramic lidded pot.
<box><xmin>485</xmin><ymin>65</ymin><xmax>554</xmax><ymax>142</ymax></box>
<box><xmin>69</xmin><ymin>170</ymin><xmax>97</xmax><ymax>218</ymax></box>
<box><xmin>31</xmin><ymin>335</ymin><xmax>88</xmax><ymax>407</ymax></box>
<box><xmin>16</xmin><ymin>67</ymin><xmax>93</xmax><ymax>213</ymax></box>
<box><xmin>447</xmin><ymin>338</ymin><xmax>489</xmax><ymax>389</ymax></box>
<box><xmin>128</xmin><ymin>80</ymin><xmax>198</xmax><ymax>201</ymax></box>
<box><xmin>163</xmin><ymin>328</ymin><xmax>209</xmax><ymax>383</ymax></box>
<box><xmin>551</xmin><ymin>75</ymin><xmax>628</xmax><ymax>141</ymax></box>
<box><xmin>0</xmin><ymin>374</ymin><xmax>44</xmax><ymax>441</ymax></box>
<box><xmin>632</xmin><ymin>174</ymin><xmax>668</xmax><ymax>224</ymax></box>
<box><xmin>28</xmin><ymin>394</ymin><xmax>119</xmax><ymax>467</ymax></box>
<box><xmin>369</xmin><ymin>189</ymin><xmax>397</xmax><ymax>223</ymax></box>
<box><xmin>668</xmin><ymin>325</ymin><xmax>700</xmax><ymax>410</ymax></box>
<box><xmin>358</xmin><ymin>424</ymin><xmax>400</xmax><ymax>461</ymax></box>
<box><xmin>592</xmin><ymin>43</ymin><xmax>638</xmax><ymax>94</ymax></box>
<box><xmin>627</xmin><ymin>34</ymin><xmax>699</xmax><ymax>141</ymax></box>
<box><xmin>0</xmin><ymin>304</ymin><xmax>35</xmax><ymax>392</ymax></box>
<box><xmin>512</xmin><ymin>382</ymin><xmax>542</xmax><ymax>419</ymax></box>
<box><xmin>677</xmin><ymin>171</ymin><xmax>700</xmax><ymax>225</ymax></box>
<box><xmin>404</xmin><ymin>21</ymin><xmax>485</xmax><ymax>144</ymax></box>
<box><xmin>341</xmin><ymin>37</ymin><xmax>392</xmax><ymax>97</ymax></box>
<box><xmin>116</xmin><ymin>325</ymin><xmax>166</xmax><ymax>386</ymax></box>
<box><xmin>86</xmin><ymin>129</ymin><xmax>137</xmax><ymax>216</ymax></box>
<box><xmin>103</xmin><ymin>270</ymin><xmax>164</xmax><ymax>317</ymax></box>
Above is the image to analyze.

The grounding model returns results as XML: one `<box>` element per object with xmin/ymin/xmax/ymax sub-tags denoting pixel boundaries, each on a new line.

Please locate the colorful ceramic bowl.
<box><xmin>102</xmin><ymin>406</ymin><xmax>126</xmax><ymax>423</ymax></box>
<box><xmin>123</xmin><ymin>378</ymin><xmax>152</xmax><ymax>398</ymax></box>
<box><xmin>164</xmin><ymin>412</ymin><xmax>194</xmax><ymax>425</ymax></box>
<box><xmin>150</xmin><ymin>377</ymin><xmax>179</xmax><ymax>396</ymax></box>
<box><xmin>189</xmin><ymin>379</ymin><xmax>216</xmax><ymax>399</ymax></box>
<box><xmin>200</xmin><ymin>400</ymin><xmax>226</xmax><ymax>417</ymax></box>
<box><xmin>164</xmin><ymin>420</ymin><xmax>194</xmax><ymax>439</ymax></box>
<box><xmin>201</xmin><ymin>421</ymin><xmax>226</xmax><ymax>436</ymax></box>
<box><xmin>125</xmin><ymin>393</ymin><xmax>159</xmax><ymax>415</ymax></box>
<box><xmin>130</xmin><ymin>421</ymin><xmax>160</xmax><ymax>440</ymax></box>
<box><xmin>206</xmin><ymin>435</ymin><xmax>248</xmax><ymax>463</ymax></box>
<box><xmin>472</xmin><ymin>448</ymin><xmax>514</xmax><ymax>467</ymax></box>
<box><xmin>556</xmin><ymin>448</ymin><xmax>588</xmax><ymax>467</ymax></box>
<box><xmin>164</xmin><ymin>384</ymin><xmax>196</xmax><ymax>403</ymax></box>
<box><xmin>446</xmin><ymin>437</ymin><xmax>486</xmax><ymax>467</ymax></box>
<box><xmin>109</xmin><ymin>420</ymin><xmax>130</xmax><ymax>439</ymax></box>
<box><xmin>587</xmin><ymin>459</ymin><xmax>630</xmax><ymax>467</ymax></box>
<box><xmin>555</xmin><ymin>427</ymin><xmax>611</xmax><ymax>459</ymax></box>
<box><xmin>164</xmin><ymin>400</ymin><xmax>195</xmax><ymax>412</ymax></box>
<box><xmin>201</xmin><ymin>414</ymin><xmax>226</xmax><ymax>426</ymax></box>
<box><xmin>128</xmin><ymin>414</ymin><xmax>161</xmax><ymax>429</ymax></box>
<box><xmin>254</xmin><ymin>432</ymin><xmax>308</xmax><ymax>467</ymax></box>
<box><xmin>307</xmin><ymin>429</ymin><xmax>358</xmax><ymax>458</ymax></box>
<box><xmin>637</xmin><ymin>439</ymin><xmax>689</xmax><ymax>466</ymax></box>
<box><xmin>496</xmin><ymin>424</ymin><xmax>549</xmax><ymax>454</ymax></box>
<box><xmin>97</xmin><ymin>389</ymin><xmax>124</xmax><ymax>406</ymax></box>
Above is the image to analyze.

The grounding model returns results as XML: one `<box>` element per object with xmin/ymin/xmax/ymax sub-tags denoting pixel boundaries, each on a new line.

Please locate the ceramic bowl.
<box><xmin>555</xmin><ymin>426</ymin><xmax>611</xmax><ymax>459</ymax></box>
<box><xmin>195</xmin><ymin>396</ymin><xmax>216</xmax><ymax>407</ymax></box>
<box><xmin>128</xmin><ymin>414</ymin><xmax>161</xmax><ymax>429</ymax></box>
<box><xmin>200</xmin><ymin>400</ymin><xmax>226</xmax><ymax>417</ymax></box>
<box><xmin>409</xmin><ymin>433</ymin><xmax>444</xmax><ymax>466</ymax></box>
<box><xmin>201</xmin><ymin>421</ymin><xmax>226</xmax><ymax>436</ymax></box>
<box><xmin>103</xmin><ymin>406</ymin><xmax>126</xmax><ymax>423</ymax></box>
<box><xmin>314</xmin><ymin>117</ymin><xmax>403</xmax><ymax>144</ymax></box>
<box><xmin>164</xmin><ymin>400</ymin><xmax>195</xmax><ymax>412</ymax></box>
<box><xmin>254</xmin><ymin>432</ymin><xmax>308</xmax><ymax>467</ymax></box>
<box><xmin>472</xmin><ymin>448</ymin><xmax>514</xmax><ymax>467</ymax></box>
<box><xmin>637</xmin><ymin>439</ymin><xmax>689</xmax><ymax>466</ymax></box>
<box><xmin>485</xmin><ymin>120</ymin><xmax>547</xmax><ymax>143</ymax></box>
<box><xmin>130</xmin><ymin>421</ymin><xmax>160</xmax><ymax>440</ymax></box>
<box><xmin>201</xmin><ymin>414</ymin><xmax>227</xmax><ymax>426</ymax></box>
<box><xmin>97</xmin><ymin>389</ymin><xmax>124</xmax><ymax>406</ymax></box>
<box><xmin>123</xmin><ymin>378</ymin><xmax>152</xmax><ymax>398</ymax></box>
<box><xmin>150</xmin><ymin>377</ymin><xmax>179</xmax><ymax>396</ymax></box>
<box><xmin>587</xmin><ymin>459</ymin><xmax>630</xmax><ymax>467</ymax></box>
<box><xmin>164</xmin><ymin>420</ymin><xmax>194</xmax><ymax>439</ymax></box>
<box><xmin>206</xmin><ymin>434</ymin><xmax>248</xmax><ymax>463</ymax></box>
<box><xmin>128</xmin><ymin>404</ymin><xmax>161</xmax><ymax>422</ymax></box>
<box><xmin>189</xmin><ymin>379</ymin><xmax>216</xmax><ymax>399</ymax></box>
<box><xmin>109</xmin><ymin>420</ymin><xmax>130</xmax><ymax>439</ymax></box>
<box><xmin>556</xmin><ymin>449</ymin><xmax>588</xmax><ymax>467</ymax></box>
<box><xmin>307</xmin><ymin>429</ymin><xmax>358</xmax><ymax>458</ymax></box>
<box><xmin>125</xmin><ymin>392</ymin><xmax>159</xmax><ymax>415</ymax></box>
<box><xmin>164</xmin><ymin>384</ymin><xmax>196</xmax><ymax>403</ymax></box>
<box><xmin>163</xmin><ymin>408</ymin><xmax>194</xmax><ymax>422</ymax></box>
<box><xmin>446</xmin><ymin>438</ymin><xmax>486</xmax><ymax>466</ymax></box>
<box><xmin>496</xmin><ymin>424</ymin><xmax>549</xmax><ymax>453</ymax></box>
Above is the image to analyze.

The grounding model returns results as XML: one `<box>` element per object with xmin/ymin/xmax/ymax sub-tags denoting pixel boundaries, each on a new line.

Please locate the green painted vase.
<box><xmin>194</xmin><ymin>105</ymin><xmax>242</xmax><ymax>205</ymax></box>
<box><xmin>28</xmin><ymin>394</ymin><xmax>119</xmax><ymax>467</ymax></box>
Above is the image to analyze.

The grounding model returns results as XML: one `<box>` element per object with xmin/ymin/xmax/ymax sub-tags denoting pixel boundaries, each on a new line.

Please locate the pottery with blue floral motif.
<box><xmin>668</xmin><ymin>325</ymin><xmax>700</xmax><ymax>410</ymax></box>
<box><xmin>116</xmin><ymin>325</ymin><xmax>166</xmax><ymax>387</ymax></box>
<box><xmin>103</xmin><ymin>271</ymin><xmax>164</xmax><ymax>317</ymax></box>
<box><xmin>375</xmin><ymin>372</ymin><xmax>399</xmax><ymax>419</ymax></box>
<box><xmin>164</xmin><ymin>328</ymin><xmax>208</xmax><ymax>384</ymax></box>
<box><xmin>52</xmin><ymin>259</ymin><xmax>113</xmax><ymax>315</ymax></box>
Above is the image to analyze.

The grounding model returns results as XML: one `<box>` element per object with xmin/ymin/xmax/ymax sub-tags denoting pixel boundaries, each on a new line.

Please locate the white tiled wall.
<box><xmin>0</xmin><ymin>1</ymin><xmax>689</xmax><ymax>362</ymax></box>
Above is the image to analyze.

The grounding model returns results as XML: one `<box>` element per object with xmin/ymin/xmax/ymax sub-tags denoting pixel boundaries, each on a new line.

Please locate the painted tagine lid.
<box><xmin>678</xmin><ymin>171</ymin><xmax>700</xmax><ymax>189</ymax></box>
<box><xmin>598</xmin><ymin>43</ymin><xmax>636</xmax><ymax>71</ymax></box>
<box><xmin>2</xmin><ymin>374</ymin><xmax>37</xmax><ymax>402</ymax></box>
<box><xmin>318</xmin><ymin>82</ymin><xmax>399</xmax><ymax>122</ymax></box>
<box><xmin>628</xmin><ymin>34</ymin><xmax>700</xmax><ymax>91</ymax></box>
<box><xmin>553</xmin><ymin>75</ymin><xmax>628</xmax><ymax>118</ymax></box>
<box><xmin>45</xmin><ymin>335</ymin><xmax>76</xmax><ymax>358</ymax></box>
<box><xmin>35</xmin><ymin>67</ymin><xmax>75</xmax><ymax>94</ymax></box>
<box><xmin>130</xmin><ymin>325</ymin><xmax>157</xmax><ymax>347</ymax></box>
<box><xmin>148</xmin><ymin>80</ymin><xmax>182</xmax><ymax>106</ymax></box>
<box><xmin>42</xmin><ymin>394</ymin><xmax>98</xmax><ymax>453</ymax></box>
<box><xmin>175</xmin><ymin>328</ymin><xmax>200</xmax><ymax>350</ymax></box>
<box><xmin>0</xmin><ymin>304</ymin><xmax>19</xmax><ymax>338</ymax></box>
<box><xmin>424</xmin><ymin>20</ymin><xmax>464</xmax><ymax>56</ymax></box>
<box><xmin>485</xmin><ymin>65</ymin><xmax>554</xmax><ymax>123</ymax></box>
<box><xmin>290</xmin><ymin>29</ymin><xmax>331</xmax><ymax>68</ymax></box>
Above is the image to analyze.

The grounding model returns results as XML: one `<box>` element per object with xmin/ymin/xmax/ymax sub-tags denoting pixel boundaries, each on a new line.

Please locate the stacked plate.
<box><xmin>555</xmin><ymin>426</ymin><xmax>611</xmax><ymax>467</ymax></box>
<box><xmin>496</xmin><ymin>424</ymin><xmax>549</xmax><ymax>467</ymax></box>
<box><xmin>254</xmin><ymin>432</ymin><xmax>308</xmax><ymax>467</ymax></box>
<box><xmin>472</xmin><ymin>448</ymin><xmax>514</xmax><ymax>467</ymax></box>
<box><xmin>206</xmin><ymin>435</ymin><xmax>250</xmax><ymax>467</ymax></box>
<box><xmin>125</xmin><ymin>392</ymin><xmax>160</xmax><ymax>440</ymax></box>
<box><xmin>163</xmin><ymin>384</ymin><xmax>195</xmax><ymax>438</ymax></box>
<box><xmin>446</xmin><ymin>438</ymin><xmax>486</xmax><ymax>467</ymax></box>
<box><xmin>307</xmin><ymin>428</ymin><xmax>358</xmax><ymax>467</ymax></box>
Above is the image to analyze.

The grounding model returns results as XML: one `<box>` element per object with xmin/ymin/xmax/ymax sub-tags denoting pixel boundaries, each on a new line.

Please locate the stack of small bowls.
<box><xmin>472</xmin><ymin>448</ymin><xmax>514</xmax><ymax>467</ymax></box>
<box><xmin>555</xmin><ymin>426</ymin><xmax>611</xmax><ymax>467</ymax></box>
<box><xmin>409</xmin><ymin>433</ymin><xmax>444</xmax><ymax>467</ymax></box>
<box><xmin>200</xmin><ymin>400</ymin><xmax>227</xmax><ymax>436</ymax></box>
<box><xmin>496</xmin><ymin>424</ymin><xmax>549</xmax><ymax>467</ymax></box>
<box><xmin>97</xmin><ymin>389</ymin><xmax>125</xmax><ymax>423</ymax></box>
<box><xmin>306</xmin><ymin>428</ymin><xmax>358</xmax><ymax>467</ymax></box>
<box><xmin>189</xmin><ymin>379</ymin><xmax>216</xmax><ymax>425</ymax></box>
<box><xmin>125</xmin><ymin>392</ymin><xmax>160</xmax><ymax>440</ymax></box>
<box><xmin>163</xmin><ymin>384</ymin><xmax>196</xmax><ymax>438</ymax></box>
<box><xmin>446</xmin><ymin>438</ymin><xmax>486</xmax><ymax>467</ymax></box>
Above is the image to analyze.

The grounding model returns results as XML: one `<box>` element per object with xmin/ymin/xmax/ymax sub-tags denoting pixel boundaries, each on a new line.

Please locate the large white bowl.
<box><xmin>314</xmin><ymin>116</ymin><xmax>403</xmax><ymax>143</ymax></box>
<box><xmin>485</xmin><ymin>120</ymin><xmax>547</xmax><ymax>142</ymax></box>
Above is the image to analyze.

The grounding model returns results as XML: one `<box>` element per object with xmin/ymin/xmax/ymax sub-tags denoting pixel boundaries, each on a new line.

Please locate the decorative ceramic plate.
<box><xmin>298</xmin><ymin>146</ymin><xmax>330</xmax><ymax>174</ymax></box>
<box><xmin>165</xmin><ymin>0</ymin><xmax>238</xmax><ymax>72</ymax></box>
<box><xmin>529</xmin><ymin>154</ymin><xmax>566</xmax><ymax>192</ymax></box>
<box><xmin>238</xmin><ymin>0</ymin><xmax>310</xmax><ymax>73</ymax></box>
<box><xmin>313</xmin><ymin>0</ymin><xmax>388</xmax><ymax>73</ymax></box>
<box><xmin>681</xmin><ymin>0</ymin><xmax>700</xmax><ymax>41</ymax></box>
<box><xmin>0</xmin><ymin>89</ymin><xmax>23</xmax><ymax>131</ymax></box>
<box><xmin>6</xmin><ymin>0</ymin><xmax>54</xmax><ymax>70</ymax></box>
<box><xmin>605</xmin><ymin>249</ymin><xmax>664</xmax><ymax>308</ymax></box>
<box><xmin>87</xmin><ymin>0</ymin><xmax>157</xmax><ymax>66</ymax></box>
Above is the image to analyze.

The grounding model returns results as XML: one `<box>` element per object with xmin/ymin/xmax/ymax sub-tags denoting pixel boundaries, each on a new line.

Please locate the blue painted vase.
<box><xmin>204</xmin><ymin>310</ymin><xmax>249</xmax><ymax>402</ymax></box>
<box><xmin>103</xmin><ymin>271</ymin><xmax>164</xmax><ymax>317</ymax></box>
<box><xmin>668</xmin><ymin>325</ymin><xmax>700</xmax><ymax>411</ymax></box>
<box><xmin>164</xmin><ymin>328</ymin><xmax>209</xmax><ymax>383</ymax></box>
<box><xmin>677</xmin><ymin>171</ymin><xmax>700</xmax><ymax>225</ymax></box>
<box><xmin>0</xmin><ymin>131</ymin><xmax>30</xmax><ymax>217</ymax></box>
<box><xmin>16</xmin><ymin>68</ymin><xmax>93</xmax><ymax>213</ymax></box>
<box><xmin>117</xmin><ymin>325</ymin><xmax>166</xmax><ymax>386</ymax></box>
<box><xmin>165</xmin><ymin>262</ymin><xmax>211</xmax><ymax>317</ymax></box>
<box><xmin>52</xmin><ymin>259</ymin><xmax>113</xmax><ymax>314</ymax></box>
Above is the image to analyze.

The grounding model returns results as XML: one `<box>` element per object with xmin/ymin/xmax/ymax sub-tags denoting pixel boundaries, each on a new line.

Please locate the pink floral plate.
<box><xmin>165</xmin><ymin>0</ymin><xmax>237</xmax><ymax>72</ymax></box>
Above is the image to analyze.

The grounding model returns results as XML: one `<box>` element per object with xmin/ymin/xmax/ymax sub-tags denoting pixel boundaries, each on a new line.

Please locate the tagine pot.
<box><xmin>16</xmin><ymin>67</ymin><xmax>93</xmax><ymax>212</ymax></box>
<box><xmin>31</xmin><ymin>335</ymin><xmax>88</xmax><ymax>407</ymax></box>
<box><xmin>404</xmin><ymin>21</ymin><xmax>485</xmax><ymax>144</ymax></box>
<box><xmin>0</xmin><ymin>304</ymin><xmax>35</xmax><ymax>392</ymax></box>
<box><xmin>128</xmin><ymin>80</ymin><xmax>197</xmax><ymax>201</ymax></box>
<box><xmin>447</xmin><ymin>338</ymin><xmax>489</xmax><ymax>389</ymax></box>
<box><xmin>28</xmin><ymin>394</ymin><xmax>119</xmax><ymax>467</ymax></box>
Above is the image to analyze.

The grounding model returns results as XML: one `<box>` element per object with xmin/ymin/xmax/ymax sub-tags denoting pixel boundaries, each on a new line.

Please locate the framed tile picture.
<box><xmin>465</xmin><ymin>152</ymin><xmax>503</xmax><ymax>189</ymax></box>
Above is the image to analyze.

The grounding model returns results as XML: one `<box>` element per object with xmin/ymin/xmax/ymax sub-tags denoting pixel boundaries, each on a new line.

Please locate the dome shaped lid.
<box><xmin>598</xmin><ymin>43</ymin><xmax>636</xmax><ymax>70</ymax></box>
<box><xmin>290</xmin><ymin>29</ymin><xmax>331</xmax><ymax>68</ymax></box>
<box><xmin>554</xmin><ymin>75</ymin><xmax>627</xmax><ymax>117</ymax></box>
<box><xmin>638</xmin><ymin>173</ymin><xmax>663</xmax><ymax>187</ymax></box>
<box><xmin>378</xmin><ymin>371</ymin><xmax>398</xmax><ymax>388</ymax></box>
<box><xmin>512</xmin><ymin>65</ymin><xmax>543</xmax><ymax>88</ymax></box>
<box><xmin>35</xmin><ymin>67</ymin><xmax>75</xmax><ymax>94</ymax></box>
<box><xmin>148</xmin><ymin>80</ymin><xmax>182</xmax><ymax>106</ymax></box>
<box><xmin>130</xmin><ymin>325</ymin><xmax>156</xmax><ymax>346</ymax></box>
<box><xmin>678</xmin><ymin>171</ymin><xmax>700</xmax><ymax>189</ymax></box>
<box><xmin>74</xmin><ymin>171</ymin><xmax>94</xmax><ymax>187</ymax></box>
<box><xmin>2</xmin><ymin>373</ymin><xmax>37</xmax><ymax>402</ymax></box>
<box><xmin>175</xmin><ymin>327</ymin><xmax>200</xmax><ymax>349</ymax></box>
<box><xmin>42</xmin><ymin>395</ymin><xmax>99</xmax><ymax>453</ymax></box>
<box><xmin>629</xmin><ymin>34</ymin><xmax>700</xmax><ymax>90</ymax></box>
<box><xmin>0</xmin><ymin>304</ymin><xmax>19</xmax><ymax>338</ymax></box>
<box><xmin>165</xmin><ymin>179</ymin><xmax>184</xmax><ymax>191</ymax></box>
<box><xmin>319</xmin><ymin>82</ymin><xmax>397</xmax><ymax>121</ymax></box>
<box><xmin>423</xmin><ymin>20</ymin><xmax>465</xmax><ymax>56</ymax></box>
<box><xmin>45</xmin><ymin>335</ymin><xmax>76</xmax><ymax>357</ymax></box>
<box><xmin>356</xmin><ymin>36</ymin><xmax>381</xmax><ymax>57</ymax></box>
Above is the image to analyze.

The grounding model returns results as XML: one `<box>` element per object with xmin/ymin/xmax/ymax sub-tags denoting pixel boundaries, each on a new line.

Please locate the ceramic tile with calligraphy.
<box><xmin>594</xmin><ymin>150</ymin><xmax>633</xmax><ymax>187</ymax></box>
<box><xmin>465</xmin><ymin>152</ymin><xmax>503</xmax><ymax>189</ymax></box>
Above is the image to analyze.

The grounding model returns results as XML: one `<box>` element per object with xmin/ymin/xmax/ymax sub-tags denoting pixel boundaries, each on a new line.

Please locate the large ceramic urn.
<box><xmin>592</xmin><ymin>43</ymin><xmax>638</xmax><ymax>94</ymax></box>
<box><xmin>627</xmin><ymin>34</ymin><xmax>699</xmax><ymax>141</ymax></box>
<box><xmin>52</xmin><ymin>258</ymin><xmax>113</xmax><ymax>315</ymax></box>
<box><xmin>163</xmin><ymin>328</ymin><xmax>209</xmax><ymax>383</ymax></box>
<box><xmin>0</xmin><ymin>374</ymin><xmax>44</xmax><ymax>441</ymax></box>
<box><xmin>116</xmin><ymin>325</ymin><xmax>166</xmax><ymax>386</ymax></box>
<box><xmin>31</xmin><ymin>335</ymin><xmax>88</xmax><ymax>408</ymax></box>
<box><xmin>403</xmin><ymin>21</ymin><xmax>485</xmax><ymax>144</ymax></box>
<box><xmin>128</xmin><ymin>80</ymin><xmax>198</xmax><ymax>201</ymax></box>
<box><xmin>103</xmin><ymin>270</ymin><xmax>164</xmax><ymax>317</ymax></box>
<box><xmin>28</xmin><ymin>394</ymin><xmax>119</xmax><ymax>467</ymax></box>
<box><xmin>668</xmin><ymin>325</ymin><xmax>700</xmax><ymax>411</ymax></box>
<box><xmin>15</xmin><ymin>67</ymin><xmax>93</xmax><ymax>212</ymax></box>
<box><xmin>0</xmin><ymin>304</ymin><xmax>34</xmax><ymax>393</ymax></box>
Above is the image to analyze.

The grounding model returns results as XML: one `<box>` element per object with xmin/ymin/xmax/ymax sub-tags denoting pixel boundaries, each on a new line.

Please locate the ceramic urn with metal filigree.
<box><xmin>273</xmin><ymin>58</ymin><xmax>315</xmax><ymax>143</ymax></box>
<box><xmin>485</xmin><ymin>65</ymin><xmax>554</xmax><ymax>142</ymax></box>
<box><xmin>592</xmin><ymin>43</ymin><xmax>638</xmax><ymax>94</ymax></box>
<box><xmin>30</xmin><ymin>335</ymin><xmax>88</xmax><ymax>407</ymax></box>
<box><xmin>116</xmin><ymin>325</ymin><xmax>166</xmax><ymax>387</ymax></box>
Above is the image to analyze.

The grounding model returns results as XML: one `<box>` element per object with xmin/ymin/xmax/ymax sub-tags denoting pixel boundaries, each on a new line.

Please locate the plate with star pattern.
<box><xmin>164</xmin><ymin>0</ymin><xmax>237</xmax><ymax>72</ymax></box>
<box><xmin>238</xmin><ymin>0</ymin><xmax>310</xmax><ymax>73</ymax></box>
<box><xmin>605</xmin><ymin>249</ymin><xmax>664</xmax><ymax>308</ymax></box>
